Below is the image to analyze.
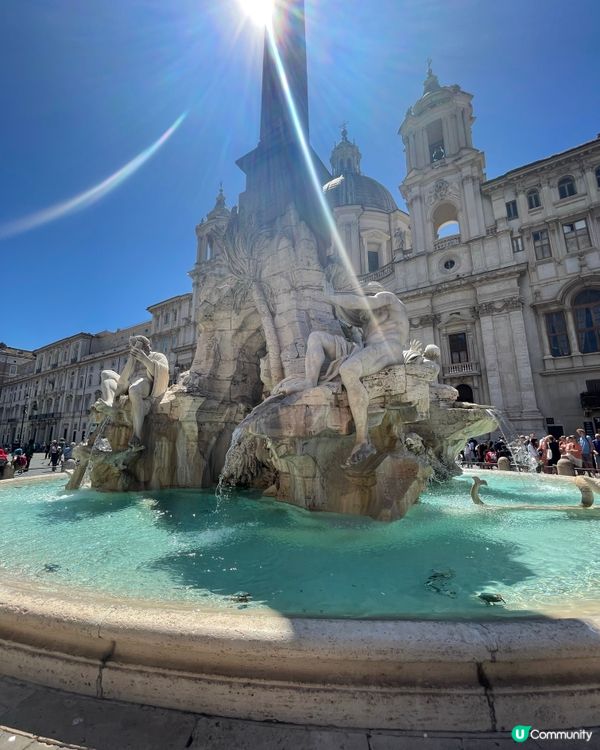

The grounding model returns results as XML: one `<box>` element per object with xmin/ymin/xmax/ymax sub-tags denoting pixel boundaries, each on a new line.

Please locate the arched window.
<box><xmin>527</xmin><ymin>188</ymin><xmax>541</xmax><ymax>210</ymax></box>
<box><xmin>427</xmin><ymin>119</ymin><xmax>445</xmax><ymax>163</ymax></box>
<box><xmin>433</xmin><ymin>202</ymin><xmax>460</xmax><ymax>240</ymax></box>
<box><xmin>574</xmin><ymin>289</ymin><xmax>600</xmax><ymax>353</ymax></box>
<box><xmin>558</xmin><ymin>176</ymin><xmax>576</xmax><ymax>200</ymax></box>
<box><xmin>456</xmin><ymin>384</ymin><xmax>474</xmax><ymax>403</ymax></box>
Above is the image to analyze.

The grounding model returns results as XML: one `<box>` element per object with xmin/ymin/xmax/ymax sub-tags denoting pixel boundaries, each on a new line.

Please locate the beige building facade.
<box><xmin>0</xmin><ymin>296</ymin><xmax>194</xmax><ymax>448</ymax></box>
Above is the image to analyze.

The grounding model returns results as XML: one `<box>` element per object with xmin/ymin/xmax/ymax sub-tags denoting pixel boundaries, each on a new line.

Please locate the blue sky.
<box><xmin>1</xmin><ymin>0</ymin><xmax>598</xmax><ymax>350</ymax></box>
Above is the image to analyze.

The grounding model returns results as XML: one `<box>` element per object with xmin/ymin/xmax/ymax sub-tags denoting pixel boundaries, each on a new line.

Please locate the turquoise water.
<box><xmin>0</xmin><ymin>474</ymin><xmax>598</xmax><ymax>619</ymax></box>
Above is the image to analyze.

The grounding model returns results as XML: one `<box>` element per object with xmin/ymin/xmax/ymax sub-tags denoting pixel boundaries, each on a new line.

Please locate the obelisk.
<box><xmin>236</xmin><ymin>0</ymin><xmax>331</xmax><ymax>243</ymax></box>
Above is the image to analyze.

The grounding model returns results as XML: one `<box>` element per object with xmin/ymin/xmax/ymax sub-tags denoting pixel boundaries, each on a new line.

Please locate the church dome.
<box><xmin>323</xmin><ymin>172</ymin><xmax>398</xmax><ymax>212</ymax></box>
<box><xmin>324</xmin><ymin>125</ymin><xmax>398</xmax><ymax>212</ymax></box>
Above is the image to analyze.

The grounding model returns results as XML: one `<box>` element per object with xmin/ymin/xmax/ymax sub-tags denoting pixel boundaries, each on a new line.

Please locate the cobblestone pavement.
<box><xmin>0</xmin><ymin>676</ymin><xmax>598</xmax><ymax>750</ymax></box>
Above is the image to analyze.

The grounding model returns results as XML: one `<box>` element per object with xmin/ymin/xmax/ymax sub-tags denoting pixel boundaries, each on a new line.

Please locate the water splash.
<box><xmin>80</xmin><ymin>417</ymin><xmax>112</xmax><ymax>489</ymax></box>
<box><xmin>485</xmin><ymin>408</ymin><xmax>538</xmax><ymax>473</ymax></box>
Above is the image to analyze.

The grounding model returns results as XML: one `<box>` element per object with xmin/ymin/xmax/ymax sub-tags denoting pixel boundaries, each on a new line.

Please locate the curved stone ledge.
<box><xmin>0</xmin><ymin>577</ymin><xmax>599</xmax><ymax>731</ymax></box>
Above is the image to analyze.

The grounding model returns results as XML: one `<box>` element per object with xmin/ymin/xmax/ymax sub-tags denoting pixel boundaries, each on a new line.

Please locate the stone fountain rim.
<box><xmin>0</xmin><ymin>572</ymin><xmax>599</xmax><ymax>731</ymax></box>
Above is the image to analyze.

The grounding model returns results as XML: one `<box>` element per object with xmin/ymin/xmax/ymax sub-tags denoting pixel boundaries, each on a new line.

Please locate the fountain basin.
<box><xmin>0</xmin><ymin>472</ymin><xmax>599</xmax><ymax>731</ymax></box>
<box><xmin>1</xmin><ymin>575</ymin><xmax>600</xmax><ymax>732</ymax></box>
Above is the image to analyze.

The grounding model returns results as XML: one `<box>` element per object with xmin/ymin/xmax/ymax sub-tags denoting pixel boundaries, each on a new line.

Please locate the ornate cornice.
<box><xmin>477</xmin><ymin>297</ymin><xmax>522</xmax><ymax>316</ymax></box>
<box><xmin>400</xmin><ymin>263</ymin><xmax>528</xmax><ymax>300</ymax></box>
<box><xmin>409</xmin><ymin>314</ymin><xmax>441</xmax><ymax>328</ymax></box>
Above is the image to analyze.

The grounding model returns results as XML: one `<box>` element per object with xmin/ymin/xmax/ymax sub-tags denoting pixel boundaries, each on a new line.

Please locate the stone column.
<box><xmin>441</xmin><ymin>118</ymin><xmax>451</xmax><ymax>157</ymax></box>
<box><xmin>478</xmin><ymin>313</ymin><xmax>505</xmax><ymax>410</ymax></box>
<box><xmin>565</xmin><ymin>310</ymin><xmax>581</xmax><ymax>354</ymax></box>
<box><xmin>463</xmin><ymin>175</ymin><xmax>485</xmax><ymax>238</ymax></box>
<box><xmin>409</xmin><ymin>194</ymin><xmax>426</xmax><ymax>254</ymax></box>
<box><xmin>405</xmin><ymin>134</ymin><xmax>414</xmax><ymax>172</ymax></box>
<box><xmin>507</xmin><ymin>306</ymin><xmax>540</xmax><ymax>415</ymax></box>
<box><xmin>418</xmin><ymin>131</ymin><xmax>429</xmax><ymax>167</ymax></box>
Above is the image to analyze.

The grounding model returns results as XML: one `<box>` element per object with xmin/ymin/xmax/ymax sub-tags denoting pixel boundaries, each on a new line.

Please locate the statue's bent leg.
<box><xmin>280</xmin><ymin>332</ymin><xmax>340</xmax><ymax>395</ymax></box>
<box><xmin>100</xmin><ymin>370</ymin><xmax>120</xmax><ymax>406</ymax></box>
<box><xmin>128</xmin><ymin>378</ymin><xmax>152</xmax><ymax>446</ymax></box>
<box><xmin>339</xmin><ymin>345</ymin><xmax>401</xmax><ymax>465</ymax></box>
<box><xmin>339</xmin><ymin>357</ymin><xmax>374</xmax><ymax>465</ymax></box>
<box><xmin>305</xmin><ymin>332</ymin><xmax>339</xmax><ymax>386</ymax></box>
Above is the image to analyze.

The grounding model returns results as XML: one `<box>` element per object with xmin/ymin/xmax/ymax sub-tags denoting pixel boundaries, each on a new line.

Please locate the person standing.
<box><xmin>577</xmin><ymin>428</ymin><xmax>594</xmax><ymax>471</ymax></box>
<box><xmin>24</xmin><ymin>440</ymin><xmax>34</xmax><ymax>471</ymax></box>
<box><xmin>592</xmin><ymin>433</ymin><xmax>600</xmax><ymax>470</ymax></box>
<box><xmin>49</xmin><ymin>441</ymin><xmax>60</xmax><ymax>472</ymax></box>
<box><xmin>547</xmin><ymin>435</ymin><xmax>560</xmax><ymax>466</ymax></box>
<box><xmin>565</xmin><ymin>435</ymin><xmax>582</xmax><ymax>468</ymax></box>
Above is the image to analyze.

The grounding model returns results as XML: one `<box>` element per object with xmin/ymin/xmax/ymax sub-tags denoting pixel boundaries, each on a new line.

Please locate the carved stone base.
<box><xmin>71</xmin><ymin>385</ymin><xmax>251</xmax><ymax>492</ymax></box>
<box><xmin>225</xmin><ymin>364</ymin><xmax>496</xmax><ymax>521</ymax></box>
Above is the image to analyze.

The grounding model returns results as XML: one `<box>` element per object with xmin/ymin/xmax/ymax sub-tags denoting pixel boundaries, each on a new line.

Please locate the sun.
<box><xmin>238</xmin><ymin>0</ymin><xmax>274</xmax><ymax>27</ymax></box>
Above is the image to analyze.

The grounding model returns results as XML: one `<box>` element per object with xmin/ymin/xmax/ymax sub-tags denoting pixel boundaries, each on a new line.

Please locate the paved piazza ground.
<box><xmin>1</xmin><ymin>675</ymin><xmax>597</xmax><ymax>749</ymax></box>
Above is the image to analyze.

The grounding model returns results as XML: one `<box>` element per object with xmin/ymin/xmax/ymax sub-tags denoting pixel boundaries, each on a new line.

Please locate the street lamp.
<box><xmin>28</xmin><ymin>400</ymin><xmax>38</xmax><ymax>445</ymax></box>
<box><xmin>18</xmin><ymin>399</ymin><xmax>28</xmax><ymax>447</ymax></box>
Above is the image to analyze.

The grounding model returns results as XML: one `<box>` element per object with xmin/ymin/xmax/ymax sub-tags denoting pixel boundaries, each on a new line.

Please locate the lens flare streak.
<box><xmin>0</xmin><ymin>112</ymin><xmax>187</xmax><ymax>241</ymax></box>
<box><xmin>264</xmin><ymin>24</ymin><xmax>389</xmax><ymax>346</ymax></box>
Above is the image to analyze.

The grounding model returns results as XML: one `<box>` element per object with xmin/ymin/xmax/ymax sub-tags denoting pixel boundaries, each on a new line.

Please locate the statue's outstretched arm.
<box><xmin>327</xmin><ymin>290</ymin><xmax>398</xmax><ymax>311</ymax></box>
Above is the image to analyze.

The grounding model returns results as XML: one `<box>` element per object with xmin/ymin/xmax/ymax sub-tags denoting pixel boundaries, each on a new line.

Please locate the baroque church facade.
<box><xmin>321</xmin><ymin>67</ymin><xmax>600</xmax><ymax>437</ymax></box>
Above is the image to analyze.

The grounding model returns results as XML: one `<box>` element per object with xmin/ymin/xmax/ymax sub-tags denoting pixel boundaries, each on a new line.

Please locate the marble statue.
<box><xmin>99</xmin><ymin>335</ymin><xmax>169</xmax><ymax>447</ymax></box>
<box><xmin>280</xmin><ymin>281</ymin><xmax>410</xmax><ymax>465</ymax></box>
<box><xmin>394</xmin><ymin>227</ymin><xmax>406</xmax><ymax>253</ymax></box>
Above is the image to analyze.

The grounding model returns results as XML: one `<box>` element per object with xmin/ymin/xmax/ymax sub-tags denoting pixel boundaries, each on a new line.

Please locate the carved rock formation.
<box><xmin>221</xmin><ymin>364</ymin><xmax>496</xmax><ymax>521</ymax></box>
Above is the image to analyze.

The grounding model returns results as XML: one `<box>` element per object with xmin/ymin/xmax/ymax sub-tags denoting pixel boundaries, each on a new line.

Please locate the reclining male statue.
<box><xmin>98</xmin><ymin>335</ymin><xmax>169</xmax><ymax>448</ymax></box>
<box><xmin>279</xmin><ymin>282</ymin><xmax>410</xmax><ymax>466</ymax></box>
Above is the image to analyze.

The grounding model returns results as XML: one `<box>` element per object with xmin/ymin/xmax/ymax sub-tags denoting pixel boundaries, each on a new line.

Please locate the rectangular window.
<box><xmin>448</xmin><ymin>332</ymin><xmax>469</xmax><ymax>364</ymax></box>
<box><xmin>545</xmin><ymin>312</ymin><xmax>571</xmax><ymax>357</ymax></box>
<box><xmin>563</xmin><ymin>218</ymin><xmax>591</xmax><ymax>253</ymax></box>
<box><xmin>527</xmin><ymin>190</ymin><xmax>541</xmax><ymax>210</ymax></box>
<box><xmin>505</xmin><ymin>200</ymin><xmax>518</xmax><ymax>220</ymax></box>
<box><xmin>532</xmin><ymin>229</ymin><xmax>552</xmax><ymax>259</ymax></box>
<box><xmin>511</xmin><ymin>235</ymin><xmax>524</xmax><ymax>253</ymax></box>
<box><xmin>367</xmin><ymin>246</ymin><xmax>380</xmax><ymax>273</ymax></box>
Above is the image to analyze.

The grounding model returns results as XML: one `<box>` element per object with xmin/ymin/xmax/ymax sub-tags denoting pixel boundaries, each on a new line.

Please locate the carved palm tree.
<box><xmin>216</xmin><ymin>213</ymin><xmax>284</xmax><ymax>386</ymax></box>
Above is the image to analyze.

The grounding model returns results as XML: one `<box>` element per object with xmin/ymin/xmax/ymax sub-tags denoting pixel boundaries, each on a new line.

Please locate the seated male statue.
<box><xmin>99</xmin><ymin>335</ymin><xmax>169</xmax><ymax>448</ymax></box>
<box><xmin>282</xmin><ymin>282</ymin><xmax>410</xmax><ymax>466</ymax></box>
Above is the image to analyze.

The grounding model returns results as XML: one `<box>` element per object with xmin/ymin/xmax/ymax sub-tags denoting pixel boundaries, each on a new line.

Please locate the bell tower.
<box><xmin>399</xmin><ymin>64</ymin><xmax>487</xmax><ymax>254</ymax></box>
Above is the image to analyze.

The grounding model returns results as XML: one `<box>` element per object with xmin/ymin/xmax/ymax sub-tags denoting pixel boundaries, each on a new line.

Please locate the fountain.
<box><xmin>0</xmin><ymin>0</ymin><xmax>599</xmax><ymax>736</ymax></box>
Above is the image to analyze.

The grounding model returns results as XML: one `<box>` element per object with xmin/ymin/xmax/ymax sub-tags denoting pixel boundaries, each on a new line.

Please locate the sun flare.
<box><xmin>238</xmin><ymin>0</ymin><xmax>274</xmax><ymax>27</ymax></box>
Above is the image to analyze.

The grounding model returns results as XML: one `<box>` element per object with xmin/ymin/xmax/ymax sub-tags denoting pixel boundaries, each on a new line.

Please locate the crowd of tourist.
<box><xmin>0</xmin><ymin>438</ymin><xmax>78</xmax><ymax>478</ymax></box>
<box><xmin>460</xmin><ymin>429</ymin><xmax>600</xmax><ymax>473</ymax></box>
